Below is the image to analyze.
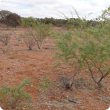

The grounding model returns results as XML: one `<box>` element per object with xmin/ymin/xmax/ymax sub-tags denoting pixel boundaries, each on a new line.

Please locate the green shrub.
<box><xmin>38</xmin><ymin>79</ymin><xmax>52</xmax><ymax>94</ymax></box>
<box><xmin>33</xmin><ymin>21</ymin><xmax>53</xmax><ymax>49</ymax></box>
<box><xmin>0</xmin><ymin>79</ymin><xmax>31</xmax><ymax>109</ymax></box>
<box><xmin>21</xmin><ymin>17</ymin><xmax>53</xmax><ymax>50</ymax></box>
<box><xmin>53</xmin><ymin>7</ymin><xmax>110</xmax><ymax>88</ymax></box>
<box><xmin>20</xmin><ymin>17</ymin><xmax>36</xmax><ymax>28</ymax></box>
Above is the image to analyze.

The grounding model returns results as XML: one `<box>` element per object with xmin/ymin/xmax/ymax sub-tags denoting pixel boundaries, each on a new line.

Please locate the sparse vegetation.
<box><xmin>0</xmin><ymin>6</ymin><xmax>110</xmax><ymax>110</ymax></box>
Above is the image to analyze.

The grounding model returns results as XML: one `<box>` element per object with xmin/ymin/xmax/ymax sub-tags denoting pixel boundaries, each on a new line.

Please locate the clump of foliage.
<box><xmin>0</xmin><ymin>79</ymin><xmax>31</xmax><ymax>109</ymax></box>
<box><xmin>38</xmin><ymin>79</ymin><xmax>52</xmax><ymax>94</ymax></box>
<box><xmin>21</xmin><ymin>17</ymin><xmax>36</xmax><ymax>28</ymax></box>
<box><xmin>5</xmin><ymin>13</ymin><xmax>21</xmax><ymax>29</ymax></box>
<box><xmin>0</xmin><ymin>10</ymin><xmax>12</xmax><ymax>24</ymax></box>
<box><xmin>53</xmin><ymin>7</ymin><xmax>110</xmax><ymax>88</ymax></box>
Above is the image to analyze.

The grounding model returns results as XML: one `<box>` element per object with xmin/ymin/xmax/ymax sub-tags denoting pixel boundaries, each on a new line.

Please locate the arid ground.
<box><xmin>0</xmin><ymin>26</ymin><xmax>110</xmax><ymax>110</ymax></box>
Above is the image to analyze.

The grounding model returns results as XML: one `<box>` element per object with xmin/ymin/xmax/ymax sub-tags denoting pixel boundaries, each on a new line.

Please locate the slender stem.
<box><xmin>69</xmin><ymin>59</ymin><xmax>81</xmax><ymax>85</ymax></box>
<box><xmin>97</xmin><ymin>72</ymin><xmax>109</xmax><ymax>83</ymax></box>
<box><xmin>89</xmin><ymin>59</ymin><xmax>109</xmax><ymax>86</ymax></box>
<box><xmin>84</xmin><ymin>58</ymin><xmax>97</xmax><ymax>84</ymax></box>
<box><xmin>90</xmin><ymin>59</ymin><xmax>104</xmax><ymax>77</ymax></box>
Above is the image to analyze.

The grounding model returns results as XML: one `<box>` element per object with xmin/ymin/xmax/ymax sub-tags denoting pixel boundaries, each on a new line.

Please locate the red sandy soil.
<box><xmin>0</xmin><ymin>26</ymin><xmax>110</xmax><ymax>110</ymax></box>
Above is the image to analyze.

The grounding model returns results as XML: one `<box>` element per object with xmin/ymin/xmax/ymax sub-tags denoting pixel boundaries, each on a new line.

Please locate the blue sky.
<box><xmin>0</xmin><ymin>0</ymin><xmax>110</xmax><ymax>20</ymax></box>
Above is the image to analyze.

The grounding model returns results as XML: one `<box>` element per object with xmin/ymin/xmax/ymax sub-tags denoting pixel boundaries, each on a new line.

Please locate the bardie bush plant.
<box><xmin>20</xmin><ymin>17</ymin><xmax>53</xmax><ymax>50</ymax></box>
<box><xmin>0</xmin><ymin>78</ymin><xmax>31</xmax><ymax>109</ymax></box>
<box><xmin>33</xmin><ymin>21</ymin><xmax>53</xmax><ymax>49</ymax></box>
<box><xmin>53</xmin><ymin>7</ymin><xmax>110</xmax><ymax>88</ymax></box>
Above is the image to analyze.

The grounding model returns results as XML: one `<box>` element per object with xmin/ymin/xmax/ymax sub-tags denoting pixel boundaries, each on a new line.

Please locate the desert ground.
<box><xmin>0</xmin><ymin>25</ymin><xmax>110</xmax><ymax>110</ymax></box>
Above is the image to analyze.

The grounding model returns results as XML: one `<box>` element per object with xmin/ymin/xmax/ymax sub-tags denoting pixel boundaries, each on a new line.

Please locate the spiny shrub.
<box><xmin>21</xmin><ymin>17</ymin><xmax>53</xmax><ymax>50</ymax></box>
<box><xmin>33</xmin><ymin>21</ymin><xmax>53</xmax><ymax>49</ymax></box>
<box><xmin>53</xmin><ymin>6</ymin><xmax>110</xmax><ymax>88</ymax></box>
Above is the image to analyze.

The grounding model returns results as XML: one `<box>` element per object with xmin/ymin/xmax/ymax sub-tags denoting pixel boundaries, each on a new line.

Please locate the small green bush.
<box><xmin>38</xmin><ymin>78</ymin><xmax>52</xmax><ymax>94</ymax></box>
<box><xmin>33</xmin><ymin>21</ymin><xmax>53</xmax><ymax>49</ymax></box>
<box><xmin>0</xmin><ymin>78</ymin><xmax>31</xmax><ymax>109</ymax></box>
<box><xmin>21</xmin><ymin>17</ymin><xmax>53</xmax><ymax>50</ymax></box>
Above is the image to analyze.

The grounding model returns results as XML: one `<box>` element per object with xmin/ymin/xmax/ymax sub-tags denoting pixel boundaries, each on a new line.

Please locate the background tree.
<box><xmin>0</xmin><ymin>10</ymin><xmax>12</xmax><ymax>24</ymax></box>
<box><xmin>4</xmin><ymin>13</ymin><xmax>21</xmax><ymax>29</ymax></box>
